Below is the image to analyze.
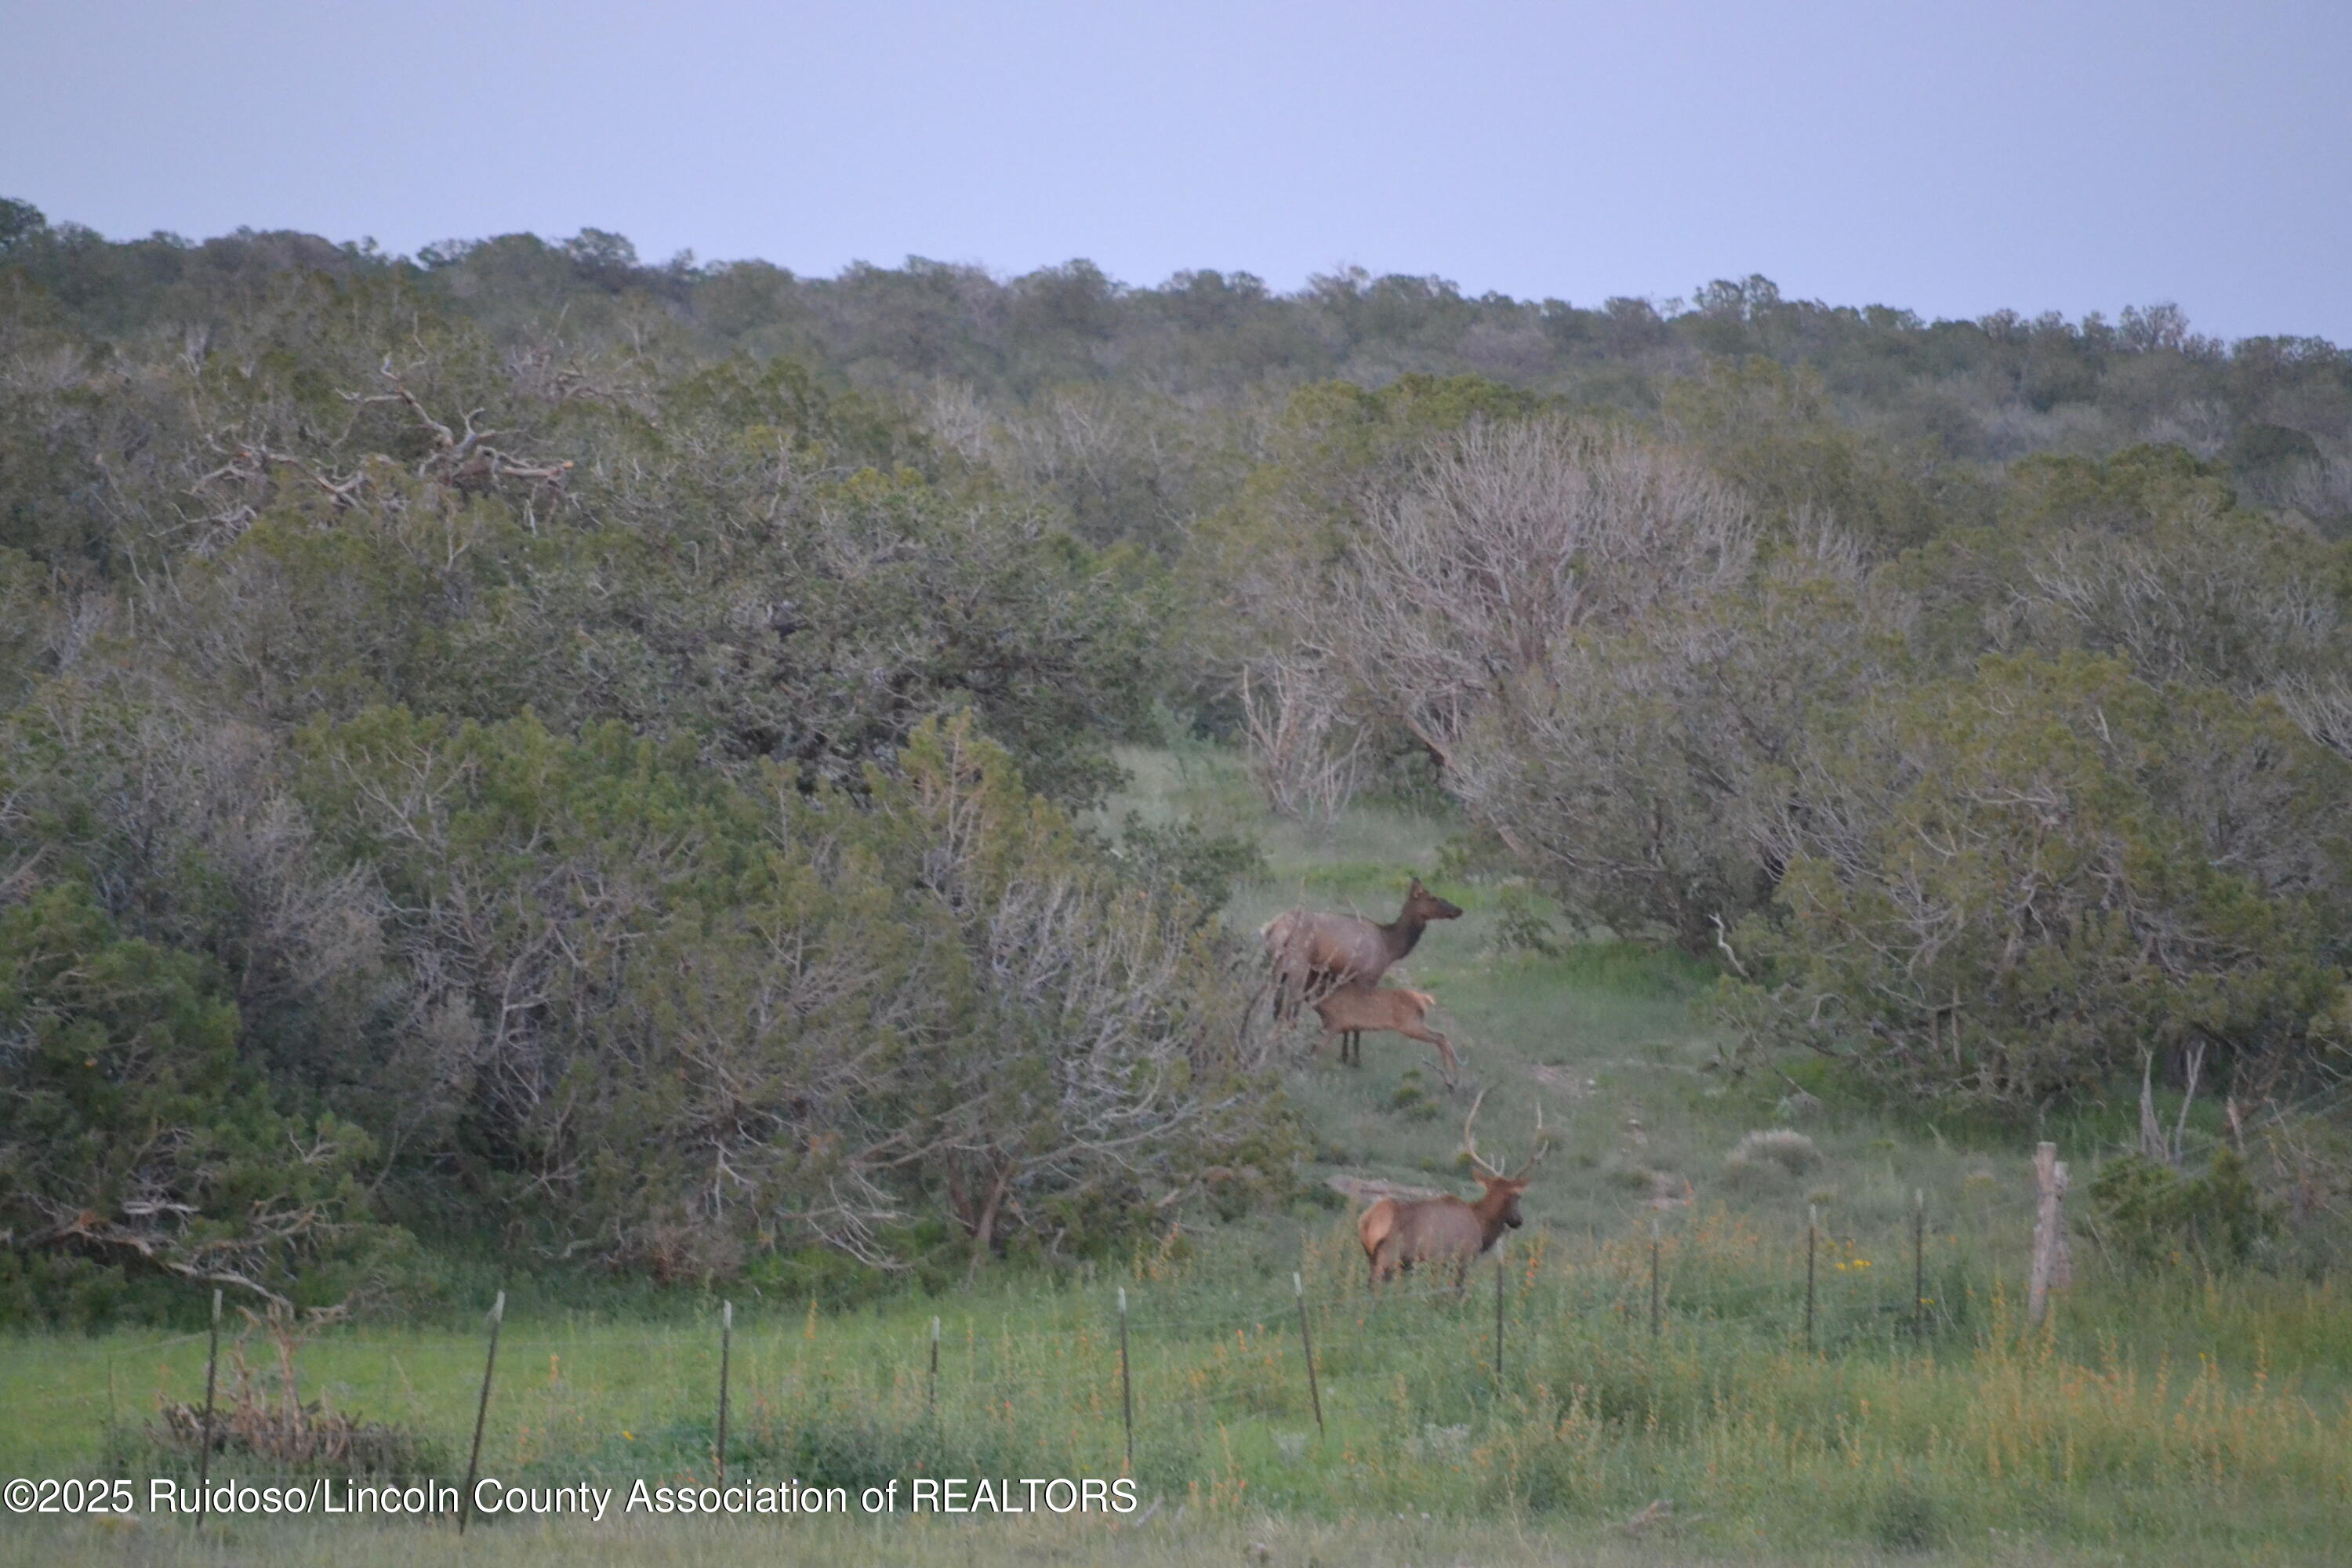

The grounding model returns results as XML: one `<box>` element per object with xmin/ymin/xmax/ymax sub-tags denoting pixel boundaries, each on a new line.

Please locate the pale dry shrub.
<box><xmin>1726</xmin><ymin>1129</ymin><xmax>1823</xmax><ymax>1180</ymax></box>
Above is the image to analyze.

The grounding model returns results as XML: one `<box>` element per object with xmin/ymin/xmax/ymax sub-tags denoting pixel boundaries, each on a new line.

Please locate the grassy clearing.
<box><xmin>9</xmin><ymin>746</ymin><xmax>2351</xmax><ymax>1563</ymax></box>
<box><xmin>6</xmin><ymin>1236</ymin><xmax>2351</xmax><ymax>1561</ymax></box>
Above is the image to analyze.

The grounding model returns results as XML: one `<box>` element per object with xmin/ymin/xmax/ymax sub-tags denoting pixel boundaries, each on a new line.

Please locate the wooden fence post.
<box><xmin>459</xmin><ymin>1290</ymin><xmax>504</xmax><ymax>1534</ymax></box>
<box><xmin>927</xmin><ymin>1316</ymin><xmax>940</xmax><ymax>1416</ymax></box>
<box><xmin>1117</xmin><ymin>1286</ymin><xmax>1134</xmax><ymax>1473</ymax></box>
<box><xmin>716</xmin><ymin>1300</ymin><xmax>732</xmax><ymax>1487</ymax></box>
<box><xmin>2028</xmin><ymin>1142</ymin><xmax>2072</xmax><ymax>1327</ymax></box>
<box><xmin>1912</xmin><ymin>1188</ymin><xmax>1926</xmax><ymax>1337</ymax></box>
<box><xmin>1294</xmin><ymin>1272</ymin><xmax>1323</xmax><ymax>1436</ymax></box>
<box><xmin>1805</xmin><ymin>1204</ymin><xmax>1817</xmax><ymax>1352</ymax></box>
<box><xmin>195</xmin><ymin>1289</ymin><xmax>221</xmax><ymax>1524</ymax></box>
<box><xmin>1649</xmin><ymin>1218</ymin><xmax>1662</xmax><ymax>1340</ymax></box>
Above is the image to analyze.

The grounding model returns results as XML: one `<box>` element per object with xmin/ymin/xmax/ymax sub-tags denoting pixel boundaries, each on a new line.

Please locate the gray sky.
<box><xmin>7</xmin><ymin>0</ymin><xmax>2348</xmax><ymax>342</ymax></box>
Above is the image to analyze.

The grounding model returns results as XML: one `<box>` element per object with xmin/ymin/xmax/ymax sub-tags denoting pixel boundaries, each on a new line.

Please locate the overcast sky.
<box><xmin>6</xmin><ymin>1</ymin><xmax>2347</xmax><ymax>342</ymax></box>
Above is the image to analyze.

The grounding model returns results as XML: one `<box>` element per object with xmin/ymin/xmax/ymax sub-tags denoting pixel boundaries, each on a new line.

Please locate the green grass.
<box><xmin>10</xmin><ymin>745</ymin><xmax>2352</xmax><ymax>1564</ymax></box>
<box><xmin>8</xmin><ymin>1245</ymin><xmax>2352</xmax><ymax>1562</ymax></box>
<box><xmin>23</xmin><ymin>1512</ymin><xmax>2339</xmax><ymax>1568</ymax></box>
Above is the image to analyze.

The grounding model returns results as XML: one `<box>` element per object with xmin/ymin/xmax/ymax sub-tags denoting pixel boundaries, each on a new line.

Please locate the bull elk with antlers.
<box><xmin>1357</xmin><ymin>1088</ymin><xmax>1547</xmax><ymax>1291</ymax></box>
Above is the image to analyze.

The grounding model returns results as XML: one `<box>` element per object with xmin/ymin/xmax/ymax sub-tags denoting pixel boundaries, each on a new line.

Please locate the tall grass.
<box><xmin>9</xmin><ymin>1208</ymin><xmax>2350</xmax><ymax>1556</ymax></box>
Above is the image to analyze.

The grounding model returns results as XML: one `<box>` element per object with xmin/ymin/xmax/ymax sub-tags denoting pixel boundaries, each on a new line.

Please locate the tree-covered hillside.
<box><xmin>5</xmin><ymin>197</ymin><xmax>2350</xmax><ymax>1321</ymax></box>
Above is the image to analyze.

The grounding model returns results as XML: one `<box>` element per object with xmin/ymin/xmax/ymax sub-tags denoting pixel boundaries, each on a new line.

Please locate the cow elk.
<box><xmin>1357</xmin><ymin>1088</ymin><xmax>1548</xmax><ymax>1292</ymax></box>
<box><xmin>1263</xmin><ymin>878</ymin><xmax>1461</xmax><ymax>1061</ymax></box>
<box><xmin>1312</xmin><ymin>985</ymin><xmax>1459</xmax><ymax>1082</ymax></box>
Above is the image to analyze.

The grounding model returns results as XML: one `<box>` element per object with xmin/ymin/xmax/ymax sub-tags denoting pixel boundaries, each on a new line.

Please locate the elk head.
<box><xmin>1461</xmin><ymin>1085</ymin><xmax>1550</xmax><ymax>1237</ymax></box>
<box><xmin>1403</xmin><ymin>877</ymin><xmax>1463</xmax><ymax>926</ymax></box>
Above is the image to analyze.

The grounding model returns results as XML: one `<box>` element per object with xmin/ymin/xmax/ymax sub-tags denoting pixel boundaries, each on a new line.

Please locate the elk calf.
<box><xmin>1312</xmin><ymin>985</ymin><xmax>1458</xmax><ymax>1079</ymax></box>
<box><xmin>1357</xmin><ymin>1089</ymin><xmax>1547</xmax><ymax>1292</ymax></box>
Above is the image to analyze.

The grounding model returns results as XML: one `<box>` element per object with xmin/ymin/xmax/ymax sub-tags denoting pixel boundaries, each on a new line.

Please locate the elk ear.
<box><xmin>1407</xmin><ymin>877</ymin><xmax>1426</xmax><ymax>895</ymax></box>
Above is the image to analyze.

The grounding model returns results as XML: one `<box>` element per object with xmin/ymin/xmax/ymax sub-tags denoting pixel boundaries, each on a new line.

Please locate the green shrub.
<box><xmin>0</xmin><ymin>882</ymin><xmax>404</xmax><ymax>1324</ymax></box>
<box><xmin>286</xmin><ymin>709</ymin><xmax>1296</xmax><ymax>1280</ymax></box>
<box><xmin>1722</xmin><ymin>654</ymin><xmax>2350</xmax><ymax>1109</ymax></box>
<box><xmin>2089</xmin><ymin>1148</ymin><xmax>2277</xmax><ymax>1266</ymax></box>
<box><xmin>1112</xmin><ymin>809</ymin><xmax>1265</xmax><ymax>913</ymax></box>
<box><xmin>1490</xmin><ymin>882</ymin><xmax>1562</xmax><ymax>956</ymax></box>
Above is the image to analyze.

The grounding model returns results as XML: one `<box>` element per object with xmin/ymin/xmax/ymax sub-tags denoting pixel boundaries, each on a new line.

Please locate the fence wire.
<box><xmin>5</xmin><ymin>1210</ymin><xmax>2016</xmax><ymax>1493</ymax></box>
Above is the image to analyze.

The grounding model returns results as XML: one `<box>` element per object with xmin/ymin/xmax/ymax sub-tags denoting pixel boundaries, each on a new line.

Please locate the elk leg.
<box><xmin>1393</xmin><ymin>1022</ymin><xmax>1458</xmax><ymax>1086</ymax></box>
<box><xmin>1426</xmin><ymin>1029</ymin><xmax>1460</xmax><ymax>1087</ymax></box>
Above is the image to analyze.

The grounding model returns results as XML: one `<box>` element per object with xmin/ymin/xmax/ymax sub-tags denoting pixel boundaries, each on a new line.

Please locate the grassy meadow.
<box><xmin>8</xmin><ymin>746</ymin><xmax>2352</xmax><ymax>1564</ymax></box>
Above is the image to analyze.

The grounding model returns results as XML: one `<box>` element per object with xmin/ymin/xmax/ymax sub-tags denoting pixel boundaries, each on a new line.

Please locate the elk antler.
<box><xmin>1462</xmin><ymin>1087</ymin><xmax>1503</xmax><ymax>1176</ymax></box>
<box><xmin>1514</xmin><ymin>1096</ymin><xmax>1555</xmax><ymax>1179</ymax></box>
<box><xmin>1465</xmin><ymin>1087</ymin><xmax>1555</xmax><ymax>1181</ymax></box>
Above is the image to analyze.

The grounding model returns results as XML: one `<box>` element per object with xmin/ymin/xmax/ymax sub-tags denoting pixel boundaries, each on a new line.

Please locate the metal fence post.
<box><xmin>459</xmin><ymin>1290</ymin><xmax>504</xmax><ymax>1535</ymax></box>
<box><xmin>1494</xmin><ymin>1244</ymin><xmax>1506</xmax><ymax>1377</ymax></box>
<box><xmin>1294</xmin><ymin>1272</ymin><xmax>1323</xmax><ymax>1436</ymax></box>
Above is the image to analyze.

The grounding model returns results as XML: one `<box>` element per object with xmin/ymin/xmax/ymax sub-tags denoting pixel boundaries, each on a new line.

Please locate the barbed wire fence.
<box><xmin>9</xmin><ymin>1195</ymin><xmax>2035</xmax><ymax>1517</ymax></box>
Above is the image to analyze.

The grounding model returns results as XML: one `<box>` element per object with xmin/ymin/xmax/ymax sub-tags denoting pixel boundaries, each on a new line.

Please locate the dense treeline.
<box><xmin>5</xmin><ymin>198</ymin><xmax>2350</xmax><ymax>551</ymax></box>
<box><xmin>4</xmin><ymin>195</ymin><xmax>2350</xmax><ymax>1318</ymax></box>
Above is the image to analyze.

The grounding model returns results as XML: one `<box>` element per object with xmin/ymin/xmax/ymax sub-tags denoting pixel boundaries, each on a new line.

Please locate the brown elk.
<box><xmin>1263</xmin><ymin>878</ymin><xmax>1461</xmax><ymax>1062</ymax></box>
<box><xmin>1312</xmin><ymin>985</ymin><xmax>1458</xmax><ymax>1080</ymax></box>
<box><xmin>1357</xmin><ymin>1088</ymin><xmax>1547</xmax><ymax>1291</ymax></box>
